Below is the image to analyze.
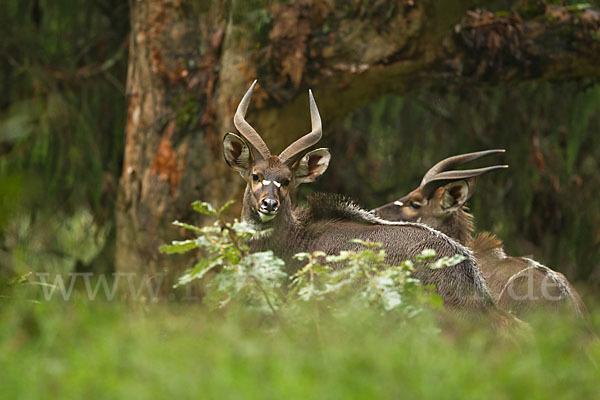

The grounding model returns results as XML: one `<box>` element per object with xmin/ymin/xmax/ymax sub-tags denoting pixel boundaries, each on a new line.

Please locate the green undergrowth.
<box><xmin>1</xmin><ymin>292</ymin><xmax>599</xmax><ymax>400</ymax></box>
<box><xmin>2</xmin><ymin>200</ymin><xmax>599</xmax><ymax>399</ymax></box>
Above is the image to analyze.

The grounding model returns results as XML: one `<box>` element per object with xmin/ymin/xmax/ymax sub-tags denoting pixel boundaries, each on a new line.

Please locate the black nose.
<box><xmin>260</xmin><ymin>198</ymin><xmax>278</xmax><ymax>213</ymax></box>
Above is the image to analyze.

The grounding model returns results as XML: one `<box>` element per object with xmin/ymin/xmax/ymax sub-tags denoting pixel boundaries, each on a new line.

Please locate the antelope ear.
<box><xmin>223</xmin><ymin>133</ymin><xmax>252</xmax><ymax>174</ymax></box>
<box><xmin>293</xmin><ymin>148</ymin><xmax>331</xmax><ymax>185</ymax></box>
<box><xmin>441</xmin><ymin>179</ymin><xmax>474</xmax><ymax>212</ymax></box>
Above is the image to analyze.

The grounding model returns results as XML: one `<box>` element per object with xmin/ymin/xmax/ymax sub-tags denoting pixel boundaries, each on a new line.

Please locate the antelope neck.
<box><xmin>437</xmin><ymin>208</ymin><xmax>475</xmax><ymax>245</ymax></box>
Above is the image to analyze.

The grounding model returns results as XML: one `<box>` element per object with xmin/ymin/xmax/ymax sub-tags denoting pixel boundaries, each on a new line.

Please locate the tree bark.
<box><xmin>116</xmin><ymin>0</ymin><xmax>600</xmax><ymax>295</ymax></box>
<box><xmin>116</xmin><ymin>0</ymin><xmax>231</xmax><ymax>294</ymax></box>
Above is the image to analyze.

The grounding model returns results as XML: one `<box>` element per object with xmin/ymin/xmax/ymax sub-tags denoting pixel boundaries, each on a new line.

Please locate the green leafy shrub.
<box><xmin>160</xmin><ymin>201</ymin><xmax>466</xmax><ymax>329</ymax></box>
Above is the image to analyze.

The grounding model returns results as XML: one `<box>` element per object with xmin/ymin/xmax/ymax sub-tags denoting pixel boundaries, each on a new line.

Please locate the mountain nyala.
<box><xmin>222</xmin><ymin>81</ymin><xmax>497</xmax><ymax>313</ymax></box>
<box><xmin>373</xmin><ymin>150</ymin><xmax>587</xmax><ymax>319</ymax></box>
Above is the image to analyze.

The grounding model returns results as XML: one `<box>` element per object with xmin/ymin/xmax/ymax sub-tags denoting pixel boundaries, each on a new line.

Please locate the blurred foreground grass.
<box><xmin>1</xmin><ymin>288</ymin><xmax>600</xmax><ymax>400</ymax></box>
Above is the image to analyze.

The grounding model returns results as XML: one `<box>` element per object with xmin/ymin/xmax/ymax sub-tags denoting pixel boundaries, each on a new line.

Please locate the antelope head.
<box><xmin>223</xmin><ymin>81</ymin><xmax>330</xmax><ymax>224</ymax></box>
<box><xmin>373</xmin><ymin>150</ymin><xmax>507</xmax><ymax>243</ymax></box>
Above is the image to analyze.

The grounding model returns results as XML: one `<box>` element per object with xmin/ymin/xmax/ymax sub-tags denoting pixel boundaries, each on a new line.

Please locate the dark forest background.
<box><xmin>1</xmin><ymin>0</ymin><xmax>600</xmax><ymax>295</ymax></box>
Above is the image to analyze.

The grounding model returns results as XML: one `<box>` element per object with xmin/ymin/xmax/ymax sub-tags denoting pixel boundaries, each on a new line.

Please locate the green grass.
<box><xmin>1</xmin><ymin>291</ymin><xmax>599</xmax><ymax>400</ymax></box>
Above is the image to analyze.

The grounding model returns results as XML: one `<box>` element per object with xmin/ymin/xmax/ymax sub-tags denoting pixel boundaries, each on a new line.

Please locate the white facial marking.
<box><xmin>262</xmin><ymin>180</ymin><xmax>271</xmax><ymax>186</ymax></box>
<box><xmin>273</xmin><ymin>181</ymin><xmax>281</xmax><ymax>188</ymax></box>
<box><xmin>258</xmin><ymin>211</ymin><xmax>276</xmax><ymax>221</ymax></box>
<box><xmin>394</xmin><ymin>201</ymin><xmax>404</xmax><ymax>207</ymax></box>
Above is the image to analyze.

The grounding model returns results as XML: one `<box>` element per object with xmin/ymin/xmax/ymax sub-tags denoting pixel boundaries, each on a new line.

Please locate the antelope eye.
<box><xmin>282</xmin><ymin>179</ymin><xmax>290</xmax><ymax>187</ymax></box>
<box><xmin>251</xmin><ymin>174</ymin><xmax>259</xmax><ymax>182</ymax></box>
<box><xmin>409</xmin><ymin>203</ymin><xmax>421</xmax><ymax>210</ymax></box>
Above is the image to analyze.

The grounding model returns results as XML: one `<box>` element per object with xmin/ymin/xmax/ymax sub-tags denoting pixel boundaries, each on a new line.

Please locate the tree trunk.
<box><xmin>116</xmin><ymin>0</ymin><xmax>600</xmax><ymax>296</ymax></box>
<box><xmin>116</xmin><ymin>0</ymin><xmax>233</xmax><ymax>295</ymax></box>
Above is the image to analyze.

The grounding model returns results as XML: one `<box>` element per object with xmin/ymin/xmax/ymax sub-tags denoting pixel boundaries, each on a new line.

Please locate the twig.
<box><xmin>309</xmin><ymin>264</ymin><xmax>324</xmax><ymax>350</ymax></box>
<box><xmin>250</xmin><ymin>275</ymin><xmax>292</xmax><ymax>338</ymax></box>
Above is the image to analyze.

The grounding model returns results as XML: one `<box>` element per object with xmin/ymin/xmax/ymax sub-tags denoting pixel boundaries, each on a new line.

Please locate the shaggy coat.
<box><xmin>245</xmin><ymin>192</ymin><xmax>495</xmax><ymax>312</ymax></box>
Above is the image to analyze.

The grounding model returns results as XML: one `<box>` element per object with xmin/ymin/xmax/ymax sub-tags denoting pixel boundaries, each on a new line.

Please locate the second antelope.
<box><xmin>373</xmin><ymin>150</ymin><xmax>587</xmax><ymax>319</ymax></box>
<box><xmin>223</xmin><ymin>81</ymin><xmax>498</xmax><ymax>313</ymax></box>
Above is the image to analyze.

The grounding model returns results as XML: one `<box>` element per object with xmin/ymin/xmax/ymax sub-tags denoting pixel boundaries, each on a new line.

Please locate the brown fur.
<box><xmin>227</xmin><ymin>154</ymin><xmax>497</xmax><ymax>312</ymax></box>
<box><xmin>374</xmin><ymin>180</ymin><xmax>588</xmax><ymax>320</ymax></box>
<box><xmin>247</xmin><ymin>192</ymin><xmax>495</xmax><ymax>312</ymax></box>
